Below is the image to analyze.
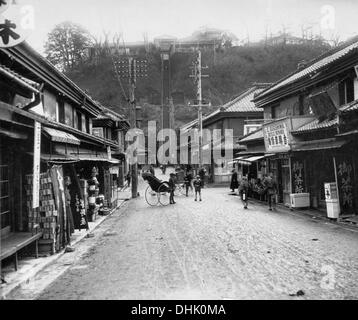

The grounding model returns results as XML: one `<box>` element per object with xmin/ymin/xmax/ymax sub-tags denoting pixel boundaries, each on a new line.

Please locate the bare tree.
<box><xmin>44</xmin><ymin>21</ymin><xmax>93</xmax><ymax>71</ymax></box>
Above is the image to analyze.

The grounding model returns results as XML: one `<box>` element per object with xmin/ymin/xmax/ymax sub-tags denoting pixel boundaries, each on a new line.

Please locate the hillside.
<box><xmin>66</xmin><ymin>41</ymin><xmax>331</xmax><ymax>128</ymax></box>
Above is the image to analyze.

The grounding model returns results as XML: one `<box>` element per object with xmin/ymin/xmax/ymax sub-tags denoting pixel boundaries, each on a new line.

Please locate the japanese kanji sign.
<box><xmin>32</xmin><ymin>121</ymin><xmax>41</xmax><ymax>209</ymax></box>
<box><xmin>0</xmin><ymin>0</ymin><xmax>34</xmax><ymax>48</ymax></box>
<box><xmin>263</xmin><ymin>119</ymin><xmax>291</xmax><ymax>153</ymax></box>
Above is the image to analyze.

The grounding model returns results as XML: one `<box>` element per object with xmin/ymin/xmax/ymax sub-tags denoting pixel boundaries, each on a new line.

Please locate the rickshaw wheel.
<box><xmin>145</xmin><ymin>186</ymin><xmax>159</xmax><ymax>206</ymax></box>
<box><xmin>158</xmin><ymin>183</ymin><xmax>171</xmax><ymax>206</ymax></box>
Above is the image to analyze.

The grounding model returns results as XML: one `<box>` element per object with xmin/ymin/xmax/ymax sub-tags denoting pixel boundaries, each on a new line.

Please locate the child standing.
<box><xmin>184</xmin><ymin>170</ymin><xmax>193</xmax><ymax>197</ymax></box>
<box><xmin>193</xmin><ymin>175</ymin><xmax>202</xmax><ymax>201</ymax></box>
<box><xmin>239</xmin><ymin>176</ymin><xmax>249</xmax><ymax>209</ymax></box>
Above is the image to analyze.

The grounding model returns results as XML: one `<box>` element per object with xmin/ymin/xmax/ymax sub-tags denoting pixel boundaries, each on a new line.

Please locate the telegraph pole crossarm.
<box><xmin>114</xmin><ymin>56</ymin><xmax>148</xmax><ymax>199</ymax></box>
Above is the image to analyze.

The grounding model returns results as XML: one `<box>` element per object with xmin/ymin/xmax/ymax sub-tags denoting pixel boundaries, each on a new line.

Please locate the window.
<box><xmin>85</xmin><ymin>115</ymin><xmax>90</xmax><ymax>133</ymax></box>
<box><xmin>58</xmin><ymin>99</ymin><xmax>65</xmax><ymax>124</ymax></box>
<box><xmin>271</xmin><ymin>105</ymin><xmax>278</xmax><ymax>119</ymax></box>
<box><xmin>76</xmin><ymin>111</ymin><xmax>82</xmax><ymax>131</ymax></box>
<box><xmin>0</xmin><ymin>160</ymin><xmax>10</xmax><ymax>232</ymax></box>
<box><xmin>298</xmin><ymin>95</ymin><xmax>304</xmax><ymax>115</ymax></box>
<box><xmin>64</xmin><ymin>103</ymin><xmax>73</xmax><ymax>127</ymax></box>
<box><xmin>81</xmin><ymin>114</ymin><xmax>86</xmax><ymax>133</ymax></box>
<box><xmin>339</xmin><ymin>78</ymin><xmax>354</xmax><ymax>105</ymax></box>
<box><xmin>92</xmin><ymin>127</ymin><xmax>104</xmax><ymax>138</ymax></box>
<box><xmin>88</xmin><ymin>118</ymin><xmax>93</xmax><ymax>134</ymax></box>
<box><xmin>43</xmin><ymin>90</ymin><xmax>57</xmax><ymax>121</ymax></box>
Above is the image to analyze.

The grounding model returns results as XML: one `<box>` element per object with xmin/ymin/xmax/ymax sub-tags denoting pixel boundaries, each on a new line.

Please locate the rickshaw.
<box><xmin>142</xmin><ymin>172</ymin><xmax>171</xmax><ymax>206</ymax></box>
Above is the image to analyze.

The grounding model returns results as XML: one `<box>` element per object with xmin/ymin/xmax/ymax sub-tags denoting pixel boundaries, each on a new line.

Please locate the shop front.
<box><xmin>262</xmin><ymin>116</ymin><xmax>314</xmax><ymax>207</ymax></box>
<box><xmin>267</xmin><ymin>154</ymin><xmax>292</xmax><ymax>206</ymax></box>
<box><xmin>291</xmin><ymin>136</ymin><xmax>357</xmax><ymax>216</ymax></box>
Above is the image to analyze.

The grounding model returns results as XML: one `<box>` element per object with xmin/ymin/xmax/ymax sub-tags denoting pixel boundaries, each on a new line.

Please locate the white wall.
<box><xmin>354</xmin><ymin>77</ymin><xmax>358</xmax><ymax>100</ymax></box>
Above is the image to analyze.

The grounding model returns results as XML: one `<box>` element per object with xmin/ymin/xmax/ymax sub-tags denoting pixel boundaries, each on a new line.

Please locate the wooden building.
<box><xmin>180</xmin><ymin>83</ymin><xmax>269</xmax><ymax>183</ymax></box>
<box><xmin>0</xmin><ymin>42</ymin><xmax>128</xmax><ymax>272</ymax></box>
<box><xmin>239</xmin><ymin>38</ymin><xmax>358</xmax><ymax>216</ymax></box>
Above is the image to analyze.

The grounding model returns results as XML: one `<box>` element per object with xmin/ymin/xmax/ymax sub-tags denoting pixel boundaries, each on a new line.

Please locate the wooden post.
<box><xmin>288</xmin><ymin>156</ymin><xmax>293</xmax><ymax>210</ymax></box>
<box><xmin>333</xmin><ymin>156</ymin><xmax>341</xmax><ymax>216</ymax></box>
<box><xmin>129</xmin><ymin>58</ymin><xmax>138</xmax><ymax>199</ymax></box>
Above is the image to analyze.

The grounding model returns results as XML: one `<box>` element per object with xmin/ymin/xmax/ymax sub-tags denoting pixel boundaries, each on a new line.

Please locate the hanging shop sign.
<box><xmin>0</xmin><ymin>0</ymin><xmax>34</xmax><ymax>48</ymax></box>
<box><xmin>263</xmin><ymin>119</ymin><xmax>290</xmax><ymax>153</ymax></box>
<box><xmin>109</xmin><ymin>166</ymin><xmax>119</xmax><ymax>175</ymax></box>
<box><xmin>324</xmin><ymin>182</ymin><xmax>338</xmax><ymax>200</ymax></box>
<box><xmin>336</xmin><ymin>158</ymin><xmax>355</xmax><ymax>214</ymax></box>
<box><xmin>32</xmin><ymin>121</ymin><xmax>41</xmax><ymax>209</ymax></box>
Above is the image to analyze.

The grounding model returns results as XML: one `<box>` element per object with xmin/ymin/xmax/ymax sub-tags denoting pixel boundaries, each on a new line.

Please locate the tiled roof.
<box><xmin>179</xmin><ymin>84</ymin><xmax>270</xmax><ymax>132</ymax></box>
<box><xmin>211</xmin><ymin>85</ymin><xmax>268</xmax><ymax>115</ymax></box>
<box><xmin>239</xmin><ymin>128</ymin><xmax>264</xmax><ymax>142</ymax></box>
<box><xmin>292</xmin><ymin>118</ymin><xmax>338</xmax><ymax>133</ymax></box>
<box><xmin>0</xmin><ymin>64</ymin><xmax>40</xmax><ymax>93</ymax></box>
<box><xmin>293</xmin><ymin>99</ymin><xmax>358</xmax><ymax>134</ymax></box>
<box><xmin>339</xmin><ymin>99</ymin><xmax>358</xmax><ymax>113</ymax></box>
<box><xmin>256</xmin><ymin>40</ymin><xmax>358</xmax><ymax>100</ymax></box>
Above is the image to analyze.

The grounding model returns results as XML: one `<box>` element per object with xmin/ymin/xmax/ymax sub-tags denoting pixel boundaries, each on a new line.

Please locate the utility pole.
<box><xmin>129</xmin><ymin>57</ymin><xmax>138</xmax><ymax>199</ymax></box>
<box><xmin>115</xmin><ymin>57</ymin><xmax>148</xmax><ymax>199</ymax></box>
<box><xmin>190</xmin><ymin>50</ymin><xmax>209</xmax><ymax>169</ymax></box>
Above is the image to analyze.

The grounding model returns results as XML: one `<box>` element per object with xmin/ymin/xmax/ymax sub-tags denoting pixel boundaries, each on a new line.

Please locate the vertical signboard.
<box><xmin>32</xmin><ymin>121</ymin><xmax>41</xmax><ymax>208</ymax></box>
<box><xmin>292</xmin><ymin>159</ymin><xmax>305</xmax><ymax>193</ymax></box>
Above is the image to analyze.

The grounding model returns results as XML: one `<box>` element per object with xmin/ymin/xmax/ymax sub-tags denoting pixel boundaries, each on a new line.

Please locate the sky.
<box><xmin>13</xmin><ymin>0</ymin><xmax>358</xmax><ymax>53</ymax></box>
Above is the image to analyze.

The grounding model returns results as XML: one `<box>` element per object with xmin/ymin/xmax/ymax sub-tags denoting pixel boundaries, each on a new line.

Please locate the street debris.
<box><xmin>289</xmin><ymin>290</ymin><xmax>305</xmax><ymax>297</ymax></box>
<box><xmin>65</xmin><ymin>246</ymin><xmax>75</xmax><ymax>253</ymax></box>
<box><xmin>103</xmin><ymin>231</ymin><xmax>118</xmax><ymax>237</ymax></box>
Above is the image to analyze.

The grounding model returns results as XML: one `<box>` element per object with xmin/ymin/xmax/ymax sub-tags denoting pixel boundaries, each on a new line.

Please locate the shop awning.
<box><xmin>27</xmin><ymin>153</ymin><xmax>78</xmax><ymax>162</ymax></box>
<box><xmin>233</xmin><ymin>154</ymin><xmax>274</xmax><ymax>161</ymax></box>
<box><xmin>292</xmin><ymin>138</ymin><xmax>347</xmax><ymax>152</ymax></box>
<box><xmin>43</xmin><ymin>127</ymin><xmax>81</xmax><ymax>145</ymax></box>
<box><xmin>0</xmin><ymin>128</ymin><xmax>28</xmax><ymax>140</ymax></box>
<box><xmin>244</xmin><ymin>155</ymin><xmax>265</xmax><ymax>162</ymax></box>
<box><xmin>53</xmin><ymin>145</ymin><xmax>119</xmax><ymax>164</ymax></box>
<box><xmin>231</xmin><ymin>156</ymin><xmax>253</xmax><ymax>165</ymax></box>
<box><xmin>77</xmin><ymin>154</ymin><xmax>119</xmax><ymax>164</ymax></box>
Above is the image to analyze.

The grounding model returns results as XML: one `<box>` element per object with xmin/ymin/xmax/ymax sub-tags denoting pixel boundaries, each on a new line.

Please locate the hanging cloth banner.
<box><xmin>50</xmin><ymin>165</ymin><xmax>68</xmax><ymax>250</ymax></box>
<box><xmin>69</xmin><ymin>164</ymin><xmax>89</xmax><ymax>231</ymax></box>
<box><xmin>32</xmin><ymin>121</ymin><xmax>41</xmax><ymax>209</ymax></box>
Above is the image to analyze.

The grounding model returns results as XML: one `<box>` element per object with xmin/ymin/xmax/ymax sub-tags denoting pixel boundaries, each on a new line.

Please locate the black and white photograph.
<box><xmin>0</xmin><ymin>0</ymin><xmax>358</xmax><ymax>306</ymax></box>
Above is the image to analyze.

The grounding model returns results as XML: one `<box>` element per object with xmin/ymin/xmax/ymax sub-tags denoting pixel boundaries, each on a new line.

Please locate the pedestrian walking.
<box><xmin>263</xmin><ymin>173</ymin><xmax>278</xmax><ymax>211</ymax></box>
<box><xmin>239</xmin><ymin>176</ymin><xmax>249</xmax><ymax>209</ymax></box>
<box><xmin>199</xmin><ymin>167</ymin><xmax>206</xmax><ymax>188</ymax></box>
<box><xmin>184</xmin><ymin>170</ymin><xmax>193</xmax><ymax>196</ymax></box>
<box><xmin>230</xmin><ymin>169</ymin><xmax>239</xmax><ymax>192</ymax></box>
<box><xmin>169</xmin><ymin>173</ymin><xmax>176</xmax><ymax>204</ymax></box>
<box><xmin>125</xmin><ymin>171</ymin><xmax>131</xmax><ymax>188</ymax></box>
<box><xmin>193</xmin><ymin>175</ymin><xmax>202</xmax><ymax>201</ymax></box>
